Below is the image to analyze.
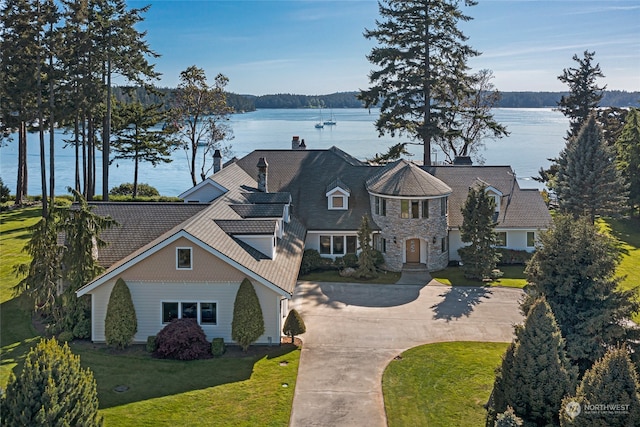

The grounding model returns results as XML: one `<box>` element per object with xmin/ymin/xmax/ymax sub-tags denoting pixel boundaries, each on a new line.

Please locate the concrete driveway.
<box><xmin>289</xmin><ymin>280</ymin><xmax>524</xmax><ymax>427</ymax></box>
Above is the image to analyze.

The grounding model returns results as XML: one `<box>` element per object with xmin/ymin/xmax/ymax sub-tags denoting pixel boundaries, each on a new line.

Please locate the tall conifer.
<box><xmin>615</xmin><ymin>108</ymin><xmax>640</xmax><ymax>214</ymax></box>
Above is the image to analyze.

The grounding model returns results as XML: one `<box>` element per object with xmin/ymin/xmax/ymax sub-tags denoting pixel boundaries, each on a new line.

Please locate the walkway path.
<box><xmin>289</xmin><ymin>280</ymin><xmax>524</xmax><ymax>427</ymax></box>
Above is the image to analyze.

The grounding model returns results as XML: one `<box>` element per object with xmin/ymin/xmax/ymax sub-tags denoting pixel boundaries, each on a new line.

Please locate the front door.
<box><xmin>406</xmin><ymin>239</ymin><xmax>420</xmax><ymax>263</ymax></box>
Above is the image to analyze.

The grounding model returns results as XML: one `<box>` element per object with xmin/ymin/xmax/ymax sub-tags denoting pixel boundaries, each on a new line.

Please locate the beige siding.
<box><xmin>124</xmin><ymin>237</ymin><xmax>246</xmax><ymax>282</ymax></box>
<box><xmin>90</xmin><ymin>277</ymin><xmax>283</xmax><ymax>345</ymax></box>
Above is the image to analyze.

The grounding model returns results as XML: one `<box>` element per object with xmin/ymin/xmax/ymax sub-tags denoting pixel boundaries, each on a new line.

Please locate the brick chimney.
<box><xmin>292</xmin><ymin>136</ymin><xmax>300</xmax><ymax>150</ymax></box>
<box><xmin>257</xmin><ymin>157</ymin><xmax>268</xmax><ymax>192</ymax></box>
<box><xmin>213</xmin><ymin>149</ymin><xmax>222</xmax><ymax>173</ymax></box>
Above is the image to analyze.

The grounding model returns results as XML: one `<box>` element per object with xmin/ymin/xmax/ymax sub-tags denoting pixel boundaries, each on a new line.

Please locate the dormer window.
<box><xmin>176</xmin><ymin>247</ymin><xmax>192</xmax><ymax>270</ymax></box>
<box><xmin>484</xmin><ymin>186</ymin><xmax>503</xmax><ymax>213</ymax></box>
<box><xmin>326</xmin><ymin>179</ymin><xmax>350</xmax><ymax>210</ymax></box>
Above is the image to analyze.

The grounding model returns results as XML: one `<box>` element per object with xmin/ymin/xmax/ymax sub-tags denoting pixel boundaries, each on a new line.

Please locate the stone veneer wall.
<box><xmin>370</xmin><ymin>195</ymin><xmax>449</xmax><ymax>272</ymax></box>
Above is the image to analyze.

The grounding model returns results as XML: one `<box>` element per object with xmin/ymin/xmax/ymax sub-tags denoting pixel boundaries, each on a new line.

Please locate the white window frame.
<box><xmin>161</xmin><ymin>301</ymin><xmax>218</xmax><ymax>325</ymax></box>
<box><xmin>527</xmin><ymin>231</ymin><xmax>535</xmax><ymax>247</ymax></box>
<box><xmin>176</xmin><ymin>247</ymin><xmax>193</xmax><ymax>270</ymax></box>
<box><xmin>495</xmin><ymin>232</ymin><xmax>507</xmax><ymax>247</ymax></box>
<box><xmin>326</xmin><ymin>188</ymin><xmax>349</xmax><ymax>210</ymax></box>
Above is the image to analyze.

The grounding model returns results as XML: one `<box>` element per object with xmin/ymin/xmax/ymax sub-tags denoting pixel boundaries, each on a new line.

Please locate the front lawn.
<box><xmin>432</xmin><ymin>265</ymin><xmax>527</xmax><ymax>288</ymax></box>
<box><xmin>383</xmin><ymin>341</ymin><xmax>508</xmax><ymax>427</ymax></box>
<box><xmin>299</xmin><ymin>269</ymin><xmax>402</xmax><ymax>284</ymax></box>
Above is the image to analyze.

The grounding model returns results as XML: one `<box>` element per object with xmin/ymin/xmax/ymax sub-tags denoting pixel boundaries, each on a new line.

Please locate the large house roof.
<box><xmin>235</xmin><ymin>147</ymin><xmax>380</xmax><ymax>231</ymax></box>
<box><xmin>366</xmin><ymin>159</ymin><xmax>452</xmax><ymax>198</ymax></box>
<box><xmin>429</xmin><ymin>165</ymin><xmax>552</xmax><ymax>229</ymax></box>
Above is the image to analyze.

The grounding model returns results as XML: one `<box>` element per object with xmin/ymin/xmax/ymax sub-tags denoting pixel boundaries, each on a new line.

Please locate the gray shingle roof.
<box><xmin>326</xmin><ymin>178</ymin><xmax>351</xmax><ymax>194</ymax></box>
<box><xmin>428</xmin><ymin>165</ymin><xmax>552</xmax><ymax>229</ymax></box>
<box><xmin>86</xmin><ymin>203</ymin><xmax>209</xmax><ymax>268</ymax></box>
<box><xmin>215</xmin><ymin>219</ymin><xmax>277</xmax><ymax>235</ymax></box>
<box><xmin>230</xmin><ymin>204</ymin><xmax>285</xmax><ymax>218</ymax></box>
<box><xmin>366</xmin><ymin>160</ymin><xmax>452</xmax><ymax>197</ymax></box>
<box><xmin>241</xmin><ymin>192</ymin><xmax>292</xmax><ymax>204</ymax></box>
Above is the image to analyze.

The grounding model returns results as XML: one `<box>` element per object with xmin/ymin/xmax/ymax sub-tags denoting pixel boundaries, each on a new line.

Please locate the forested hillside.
<box><xmin>112</xmin><ymin>87</ymin><xmax>640</xmax><ymax>111</ymax></box>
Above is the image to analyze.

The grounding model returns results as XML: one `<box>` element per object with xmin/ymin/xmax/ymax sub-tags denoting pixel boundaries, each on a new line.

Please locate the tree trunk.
<box><xmin>37</xmin><ymin>11</ymin><xmax>48</xmax><ymax>217</ymax></box>
<box><xmin>16</xmin><ymin>121</ymin><xmax>27</xmax><ymax>205</ymax></box>
<box><xmin>423</xmin><ymin>1</ymin><xmax>431</xmax><ymax>167</ymax></box>
<box><xmin>49</xmin><ymin>39</ymin><xmax>55</xmax><ymax>209</ymax></box>
<box><xmin>103</xmin><ymin>57</ymin><xmax>111</xmax><ymax>200</ymax></box>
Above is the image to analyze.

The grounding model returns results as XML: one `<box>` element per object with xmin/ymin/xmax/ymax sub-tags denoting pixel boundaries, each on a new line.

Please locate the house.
<box><xmin>77</xmin><ymin>140</ymin><xmax>550</xmax><ymax>344</ymax></box>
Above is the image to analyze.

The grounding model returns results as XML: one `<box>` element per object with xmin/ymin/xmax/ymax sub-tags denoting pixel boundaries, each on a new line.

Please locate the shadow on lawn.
<box><xmin>431</xmin><ymin>286</ymin><xmax>493</xmax><ymax>322</ymax></box>
<box><xmin>70</xmin><ymin>341</ymin><xmax>299</xmax><ymax>409</ymax></box>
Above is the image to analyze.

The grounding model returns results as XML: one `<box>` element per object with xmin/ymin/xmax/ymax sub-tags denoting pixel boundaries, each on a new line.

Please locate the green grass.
<box><xmin>432</xmin><ymin>265</ymin><xmax>527</xmax><ymax>288</ymax></box>
<box><xmin>1</xmin><ymin>207</ymin><xmax>300</xmax><ymax>426</ymax></box>
<box><xmin>299</xmin><ymin>269</ymin><xmax>402</xmax><ymax>284</ymax></box>
<box><xmin>383</xmin><ymin>341</ymin><xmax>508</xmax><ymax>427</ymax></box>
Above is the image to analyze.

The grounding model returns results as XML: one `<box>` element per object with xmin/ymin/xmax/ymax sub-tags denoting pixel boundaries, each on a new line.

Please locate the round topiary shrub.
<box><xmin>154</xmin><ymin>318</ymin><xmax>211</xmax><ymax>360</ymax></box>
<box><xmin>283</xmin><ymin>309</ymin><xmax>306</xmax><ymax>344</ymax></box>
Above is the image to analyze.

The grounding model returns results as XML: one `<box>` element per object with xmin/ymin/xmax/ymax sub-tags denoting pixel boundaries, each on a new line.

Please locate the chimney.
<box><xmin>453</xmin><ymin>156</ymin><xmax>473</xmax><ymax>166</ymax></box>
<box><xmin>291</xmin><ymin>136</ymin><xmax>300</xmax><ymax>150</ymax></box>
<box><xmin>213</xmin><ymin>149</ymin><xmax>222</xmax><ymax>173</ymax></box>
<box><xmin>257</xmin><ymin>157</ymin><xmax>268</xmax><ymax>192</ymax></box>
<box><xmin>299</xmin><ymin>139</ymin><xmax>306</xmax><ymax>150</ymax></box>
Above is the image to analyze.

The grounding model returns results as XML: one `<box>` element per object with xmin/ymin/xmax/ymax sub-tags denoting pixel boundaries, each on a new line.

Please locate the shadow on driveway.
<box><xmin>431</xmin><ymin>286</ymin><xmax>493</xmax><ymax>321</ymax></box>
<box><xmin>297</xmin><ymin>281</ymin><xmax>426</xmax><ymax>308</ymax></box>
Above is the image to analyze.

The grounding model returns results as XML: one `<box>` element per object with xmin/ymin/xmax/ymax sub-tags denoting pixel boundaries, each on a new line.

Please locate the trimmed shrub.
<box><xmin>342</xmin><ymin>253</ymin><xmax>359</xmax><ymax>268</ymax></box>
<box><xmin>154</xmin><ymin>318</ymin><xmax>211</xmax><ymax>360</ymax></box>
<box><xmin>58</xmin><ymin>330</ymin><xmax>74</xmax><ymax>343</ymax></box>
<box><xmin>211</xmin><ymin>338</ymin><xmax>226</xmax><ymax>357</ymax></box>
<box><xmin>496</xmin><ymin>248</ymin><xmax>533</xmax><ymax>265</ymax></box>
<box><xmin>300</xmin><ymin>249</ymin><xmax>323</xmax><ymax>275</ymax></box>
<box><xmin>146</xmin><ymin>335</ymin><xmax>157</xmax><ymax>353</ymax></box>
<box><xmin>372</xmin><ymin>249</ymin><xmax>385</xmax><ymax>267</ymax></box>
<box><xmin>0</xmin><ymin>338</ymin><xmax>102</xmax><ymax>426</ymax></box>
<box><xmin>105</xmin><ymin>278</ymin><xmax>137</xmax><ymax>349</ymax></box>
<box><xmin>231</xmin><ymin>278</ymin><xmax>265</xmax><ymax>352</ymax></box>
<box><xmin>283</xmin><ymin>309</ymin><xmax>306</xmax><ymax>343</ymax></box>
<box><xmin>109</xmin><ymin>182</ymin><xmax>159</xmax><ymax>197</ymax></box>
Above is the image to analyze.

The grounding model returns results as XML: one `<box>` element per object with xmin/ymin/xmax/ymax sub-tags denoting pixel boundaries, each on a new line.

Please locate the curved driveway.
<box><xmin>289</xmin><ymin>280</ymin><xmax>524</xmax><ymax>427</ymax></box>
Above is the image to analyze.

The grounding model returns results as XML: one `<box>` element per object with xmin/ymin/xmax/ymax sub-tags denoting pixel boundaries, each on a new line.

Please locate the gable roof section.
<box><xmin>230</xmin><ymin>204</ymin><xmax>285</xmax><ymax>218</ymax></box>
<box><xmin>366</xmin><ymin>160</ymin><xmax>452</xmax><ymax>198</ymax></box>
<box><xmin>85</xmin><ymin>202</ymin><xmax>209</xmax><ymax>268</ymax></box>
<box><xmin>430</xmin><ymin>165</ymin><xmax>552</xmax><ymax>229</ymax></box>
<box><xmin>326</xmin><ymin>178</ymin><xmax>351</xmax><ymax>195</ymax></box>
<box><xmin>80</xmin><ymin>163</ymin><xmax>306</xmax><ymax>297</ymax></box>
<box><xmin>235</xmin><ymin>149</ymin><xmax>379</xmax><ymax>231</ymax></box>
<box><xmin>215</xmin><ymin>219</ymin><xmax>277</xmax><ymax>235</ymax></box>
<box><xmin>177</xmin><ymin>177</ymin><xmax>227</xmax><ymax>201</ymax></box>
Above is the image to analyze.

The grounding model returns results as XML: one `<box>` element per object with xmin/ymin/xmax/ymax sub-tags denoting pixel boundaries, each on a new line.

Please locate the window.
<box><xmin>401</xmin><ymin>200</ymin><xmax>410</xmax><ymax>219</ymax></box>
<box><xmin>374</xmin><ymin>235</ymin><xmax>386</xmax><ymax>253</ymax></box>
<box><xmin>422</xmin><ymin>200</ymin><xmax>429</xmax><ymax>218</ymax></box>
<box><xmin>496</xmin><ymin>232</ymin><xmax>507</xmax><ymax>247</ymax></box>
<box><xmin>332</xmin><ymin>195</ymin><xmax>344</xmax><ymax>209</ymax></box>
<box><xmin>333</xmin><ymin>236</ymin><xmax>345</xmax><ymax>255</ymax></box>
<box><xmin>375</xmin><ymin>196</ymin><xmax>380</xmax><ymax>215</ymax></box>
<box><xmin>441</xmin><ymin>197</ymin><xmax>448</xmax><ymax>216</ymax></box>
<box><xmin>346</xmin><ymin>236</ymin><xmax>357</xmax><ymax>253</ymax></box>
<box><xmin>162</xmin><ymin>302</ymin><xmax>178</xmax><ymax>323</ymax></box>
<box><xmin>527</xmin><ymin>232</ymin><xmax>535</xmax><ymax>247</ymax></box>
<box><xmin>320</xmin><ymin>236</ymin><xmax>331</xmax><ymax>254</ymax></box>
<box><xmin>381</xmin><ymin>198</ymin><xmax>386</xmax><ymax>216</ymax></box>
<box><xmin>441</xmin><ymin>237</ymin><xmax>447</xmax><ymax>253</ymax></box>
<box><xmin>162</xmin><ymin>302</ymin><xmax>217</xmax><ymax>325</ymax></box>
<box><xmin>411</xmin><ymin>201</ymin><xmax>420</xmax><ymax>218</ymax></box>
<box><xmin>176</xmin><ymin>247</ymin><xmax>192</xmax><ymax>270</ymax></box>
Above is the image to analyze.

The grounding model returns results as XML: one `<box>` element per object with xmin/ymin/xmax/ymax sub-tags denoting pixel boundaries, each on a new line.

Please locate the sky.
<box><xmin>128</xmin><ymin>0</ymin><xmax>640</xmax><ymax>95</ymax></box>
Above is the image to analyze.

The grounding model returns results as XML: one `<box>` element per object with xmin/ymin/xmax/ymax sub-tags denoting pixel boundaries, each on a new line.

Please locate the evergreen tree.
<box><xmin>487</xmin><ymin>298</ymin><xmax>576</xmax><ymax>426</ymax></box>
<box><xmin>560</xmin><ymin>347</ymin><xmax>640</xmax><ymax>426</ymax></box>
<box><xmin>524</xmin><ymin>215</ymin><xmax>639</xmax><ymax>373</ymax></box>
<box><xmin>557</xmin><ymin>51</ymin><xmax>606</xmax><ymax>139</ymax></box>
<box><xmin>458</xmin><ymin>184</ymin><xmax>500</xmax><ymax>280</ymax></box>
<box><xmin>231</xmin><ymin>278</ymin><xmax>265</xmax><ymax>351</ymax></box>
<box><xmin>60</xmin><ymin>188</ymin><xmax>117</xmax><ymax>337</ymax></box>
<box><xmin>13</xmin><ymin>211</ymin><xmax>63</xmax><ymax>318</ymax></box>
<box><xmin>0</xmin><ymin>338</ymin><xmax>102</xmax><ymax>426</ymax></box>
<box><xmin>494</xmin><ymin>407</ymin><xmax>523</xmax><ymax>427</ymax></box>
<box><xmin>615</xmin><ymin>108</ymin><xmax>640</xmax><ymax>215</ymax></box>
<box><xmin>360</xmin><ymin>0</ymin><xmax>502</xmax><ymax>166</ymax></box>
<box><xmin>104</xmin><ymin>278</ymin><xmax>137</xmax><ymax>349</ymax></box>
<box><xmin>486</xmin><ymin>341</ymin><xmax>516</xmax><ymax>427</ymax></box>
<box><xmin>283</xmin><ymin>309</ymin><xmax>306</xmax><ymax>344</ymax></box>
<box><xmin>356</xmin><ymin>215</ymin><xmax>377</xmax><ymax>279</ymax></box>
<box><xmin>167</xmin><ymin>66</ymin><xmax>233</xmax><ymax>186</ymax></box>
<box><xmin>111</xmin><ymin>101</ymin><xmax>176</xmax><ymax>197</ymax></box>
<box><xmin>555</xmin><ymin>115</ymin><xmax>627</xmax><ymax>222</ymax></box>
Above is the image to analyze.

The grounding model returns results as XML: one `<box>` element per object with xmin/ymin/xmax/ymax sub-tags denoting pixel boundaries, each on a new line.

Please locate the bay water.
<box><xmin>0</xmin><ymin>108</ymin><xmax>568</xmax><ymax>197</ymax></box>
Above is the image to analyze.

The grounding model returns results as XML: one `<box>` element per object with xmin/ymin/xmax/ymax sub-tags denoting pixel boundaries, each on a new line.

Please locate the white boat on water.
<box><xmin>324</xmin><ymin>110</ymin><xmax>336</xmax><ymax>125</ymax></box>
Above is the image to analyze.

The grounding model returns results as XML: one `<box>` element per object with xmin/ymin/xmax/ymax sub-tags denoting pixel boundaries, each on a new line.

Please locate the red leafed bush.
<box><xmin>153</xmin><ymin>318</ymin><xmax>211</xmax><ymax>360</ymax></box>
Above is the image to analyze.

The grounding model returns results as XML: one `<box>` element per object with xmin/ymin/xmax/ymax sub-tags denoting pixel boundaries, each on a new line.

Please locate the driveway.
<box><xmin>289</xmin><ymin>280</ymin><xmax>524</xmax><ymax>427</ymax></box>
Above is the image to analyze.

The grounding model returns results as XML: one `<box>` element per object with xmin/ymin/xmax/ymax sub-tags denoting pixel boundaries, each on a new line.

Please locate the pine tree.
<box><xmin>560</xmin><ymin>347</ymin><xmax>640</xmax><ymax>426</ymax></box>
<box><xmin>359</xmin><ymin>0</ymin><xmax>506</xmax><ymax>166</ymax></box>
<box><xmin>555</xmin><ymin>115</ymin><xmax>627</xmax><ymax>222</ymax></box>
<box><xmin>458</xmin><ymin>184</ymin><xmax>500</xmax><ymax>280</ymax></box>
<box><xmin>524</xmin><ymin>215</ymin><xmax>639</xmax><ymax>373</ymax></box>
<box><xmin>494</xmin><ymin>407</ymin><xmax>523</xmax><ymax>427</ymax></box>
<box><xmin>0</xmin><ymin>338</ymin><xmax>102</xmax><ymax>426</ymax></box>
<box><xmin>283</xmin><ymin>309</ymin><xmax>306</xmax><ymax>344</ymax></box>
<box><xmin>615</xmin><ymin>108</ymin><xmax>640</xmax><ymax>215</ymax></box>
<box><xmin>231</xmin><ymin>278</ymin><xmax>265</xmax><ymax>352</ymax></box>
<box><xmin>356</xmin><ymin>215</ymin><xmax>377</xmax><ymax>279</ymax></box>
<box><xmin>487</xmin><ymin>298</ymin><xmax>576</xmax><ymax>426</ymax></box>
<box><xmin>557</xmin><ymin>51</ymin><xmax>606</xmax><ymax>139</ymax></box>
<box><xmin>105</xmin><ymin>278</ymin><xmax>137</xmax><ymax>349</ymax></box>
<box><xmin>486</xmin><ymin>341</ymin><xmax>516</xmax><ymax>426</ymax></box>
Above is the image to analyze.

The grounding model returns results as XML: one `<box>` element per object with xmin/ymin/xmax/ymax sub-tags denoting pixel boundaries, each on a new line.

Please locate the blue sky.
<box><xmin>129</xmin><ymin>0</ymin><xmax>640</xmax><ymax>95</ymax></box>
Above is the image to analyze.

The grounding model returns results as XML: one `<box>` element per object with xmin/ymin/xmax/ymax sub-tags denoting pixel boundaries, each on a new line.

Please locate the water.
<box><xmin>0</xmin><ymin>108</ymin><xmax>568</xmax><ymax>197</ymax></box>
